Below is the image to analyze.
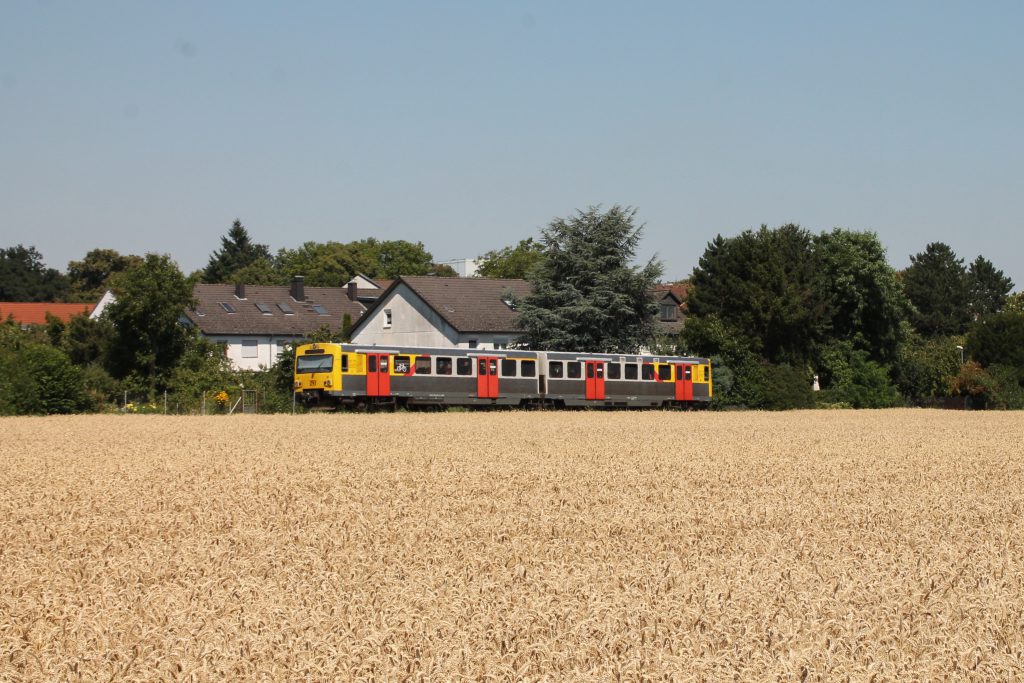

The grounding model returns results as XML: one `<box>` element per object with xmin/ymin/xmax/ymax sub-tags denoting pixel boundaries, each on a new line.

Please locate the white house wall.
<box><xmin>207</xmin><ymin>334</ymin><xmax>299</xmax><ymax>371</ymax></box>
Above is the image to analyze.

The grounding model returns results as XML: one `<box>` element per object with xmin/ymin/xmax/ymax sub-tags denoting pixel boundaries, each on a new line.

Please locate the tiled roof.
<box><xmin>185</xmin><ymin>284</ymin><xmax>364</xmax><ymax>336</ymax></box>
<box><xmin>0</xmin><ymin>302</ymin><xmax>94</xmax><ymax>325</ymax></box>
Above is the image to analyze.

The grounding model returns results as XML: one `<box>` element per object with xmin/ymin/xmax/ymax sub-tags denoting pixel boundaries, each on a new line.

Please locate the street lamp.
<box><xmin>955</xmin><ymin>345</ymin><xmax>964</xmax><ymax>364</ymax></box>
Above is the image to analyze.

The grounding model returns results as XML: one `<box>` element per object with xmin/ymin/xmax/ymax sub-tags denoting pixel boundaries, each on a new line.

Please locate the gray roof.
<box><xmin>355</xmin><ymin>276</ymin><xmax>532</xmax><ymax>334</ymax></box>
<box><xmin>185</xmin><ymin>283</ymin><xmax>364</xmax><ymax>336</ymax></box>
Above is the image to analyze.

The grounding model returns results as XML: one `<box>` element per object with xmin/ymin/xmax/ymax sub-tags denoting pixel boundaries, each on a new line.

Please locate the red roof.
<box><xmin>0</xmin><ymin>303</ymin><xmax>94</xmax><ymax>325</ymax></box>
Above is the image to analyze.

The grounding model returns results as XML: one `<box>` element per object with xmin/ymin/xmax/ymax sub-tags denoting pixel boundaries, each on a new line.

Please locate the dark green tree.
<box><xmin>106</xmin><ymin>254</ymin><xmax>195</xmax><ymax>397</ymax></box>
<box><xmin>966</xmin><ymin>256</ymin><xmax>1014</xmax><ymax>320</ymax></box>
<box><xmin>903</xmin><ymin>242</ymin><xmax>970</xmax><ymax>337</ymax></box>
<box><xmin>65</xmin><ymin>248</ymin><xmax>143</xmax><ymax>302</ymax></box>
<box><xmin>477</xmin><ymin>238</ymin><xmax>545</xmax><ymax>279</ymax></box>
<box><xmin>0</xmin><ymin>245</ymin><xmax>69</xmax><ymax>301</ymax></box>
<box><xmin>965</xmin><ymin>312</ymin><xmax>1024</xmax><ymax>371</ymax></box>
<box><xmin>0</xmin><ymin>322</ymin><xmax>88</xmax><ymax>415</ymax></box>
<box><xmin>814</xmin><ymin>229</ymin><xmax>910</xmax><ymax>363</ymax></box>
<box><xmin>201</xmin><ymin>220</ymin><xmax>272</xmax><ymax>283</ymax></box>
<box><xmin>516</xmin><ymin>205</ymin><xmax>662</xmax><ymax>353</ymax></box>
<box><xmin>688</xmin><ymin>224</ymin><xmax>829</xmax><ymax>365</ymax></box>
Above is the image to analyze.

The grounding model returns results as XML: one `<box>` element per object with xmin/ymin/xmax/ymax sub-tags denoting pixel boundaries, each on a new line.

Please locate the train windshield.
<box><xmin>296</xmin><ymin>354</ymin><xmax>333</xmax><ymax>373</ymax></box>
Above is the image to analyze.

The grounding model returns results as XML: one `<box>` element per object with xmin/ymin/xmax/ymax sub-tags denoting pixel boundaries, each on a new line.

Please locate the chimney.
<box><xmin>291</xmin><ymin>275</ymin><xmax>305</xmax><ymax>302</ymax></box>
<box><xmin>234</xmin><ymin>282</ymin><xmax>246</xmax><ymax>299</ymax></box>
<box><xmin>347</xmin><ymin>281</ymin><xmax>358</xmax><ymax>302</ymax></box>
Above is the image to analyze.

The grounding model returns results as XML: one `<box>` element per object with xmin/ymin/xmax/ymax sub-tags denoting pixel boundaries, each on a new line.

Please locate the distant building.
<box><xmin>437</xmin><ymin>258</ymin><xmax>479</xmax><ymax>278</ymax></box>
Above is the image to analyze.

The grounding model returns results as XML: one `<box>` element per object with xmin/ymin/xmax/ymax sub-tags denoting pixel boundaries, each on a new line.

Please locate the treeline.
<box><xmin>2</xmin><ymin>216</ymin><xmax>1022</xmax><ymax>414</ymax></box>
<box><xmin>679</xmin><ymin>226</ymin><xmax>1021</xmax><ymax>409</ymax></box>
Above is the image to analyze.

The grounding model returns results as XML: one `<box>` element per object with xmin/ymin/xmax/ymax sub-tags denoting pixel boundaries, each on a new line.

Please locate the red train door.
<box><xmin>674</xmin><ymin>363</ymin><xmax>693</xmax><ymax>401</ymax></box>
<box><xmin>585</xmin><ymin>361</ymin><xmax>606</xmax><ymax>400</ymax></box>
<box><xmin>477</xmin><ymin>357</ymin><xmax>499</xmax><ymax>398</ymax></box>
<box><xmin>367</xmin><ymin>353</ymin><xmax>391</xmax><ymax>397</ymax></box>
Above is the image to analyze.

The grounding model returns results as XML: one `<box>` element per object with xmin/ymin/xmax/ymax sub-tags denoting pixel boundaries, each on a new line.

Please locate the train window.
<box><xmin>415</xmin><ymin>357</ymin><xmax>432</xmax><ymax>374</ymax></box>
<box><xmin>521</xmin><ymin>360</ymin><xmax>536</xmax><ymax>377</ymax></box>
<box><xmin>394</xmin><ymin>356</ymin><xmax>411</xmax><ymax>374</ymax></box>
<box><xmin>685</xmin><ymin>366</ymin><xmax>692</xmax><ymax>380</ymax></box>
<box><xmin>341</xmin><ymin>354</ymin><xmax>349</xmax><ymax>372</ymax></box>
<box><xmin>642</xmin><ymin>364</ymin><xmax>655</xmax><ymax>380</ymax></box>
<box><xmin>368</xmin><ymin>355</ymin><xmax>378</xmax><ymax>372</ymax></box>
<box><xmin>658</xmin><ymin>364</ymin><xmax>672</xmax><ymax>381</ymax></box>
<box><xmin>457</xmin><ymin>358</ymin><xmax>473</xmax><ymax>375</ymax></box>
<box><xmin>624</xmin><ymin>363</ymin><xmax>638</xmax><ymax>380</ymax></box>
<box><xmin>549</xmin><ymin>361</ymin><xmax>563</xmax><ymax>378</ymax></box>
<box><xmin>607</xmin><ymin>363</ymin><xmax>621</xmax><ymax>380</ymax></box>
<box><xmin>501</xmin><ymin>359</ymin><xmax>517</xmax><ymax>376</ymax></box>
<box><xmin>296</xmin><ymin>354</ymin><xmax>332</xmax><ymax>373</ymax></box>
<box><xmin>567</xmin><ymin>362</ymin><xmax>581</xmax><ymax>379</ymax></box>
<box><xmin>437</xmin><ymin>357</ymin><xmax>453</xmax><ymax>375</ymax></box>
<box><xmin>586</xmin><ymin>363</ymin><xmax>594</xmax><ymax>378</ymax></box>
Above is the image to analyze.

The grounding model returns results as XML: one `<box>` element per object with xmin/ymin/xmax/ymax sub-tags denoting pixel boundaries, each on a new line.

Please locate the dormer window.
<box><xmin>660</xmin><ymin>303</ymin><xmax>677</xmax><ymax>321</ymax></box>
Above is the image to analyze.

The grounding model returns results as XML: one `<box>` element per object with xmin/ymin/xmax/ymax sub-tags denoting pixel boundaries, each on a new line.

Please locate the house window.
<box><xmin>468</xmin><ymin>339</ymin><xmax>478</xmax><ymax>349</ymax></box>
<box><xmin>494</xmin><ymin>339</ymin><xmax>507</xmax><ymax>350</ymax></box>
<box><xmin>384</xmin><ymin>309</ymin><xmax>392</xmax><ymax>328</ymax></box>
<box><xmin>241</xmin><ymin>340</ymin><xmax>258</xmax><ymax>358</ymax></box>
<box><xmin>661</xmin><ymin>304</ymin><xmax>677</xmax><ymax>321</ymax></box>
<box><xmin>219</xmin><ymin>302</ymin><xmax>236</xmax><ymax>313</ymax></box>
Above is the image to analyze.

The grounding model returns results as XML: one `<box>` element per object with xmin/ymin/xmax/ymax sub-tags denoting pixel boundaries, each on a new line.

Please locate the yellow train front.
<box><xmin>295</xmin><ymin>342</ymin><xmax>712</xmax><ymax>409</ymax></box>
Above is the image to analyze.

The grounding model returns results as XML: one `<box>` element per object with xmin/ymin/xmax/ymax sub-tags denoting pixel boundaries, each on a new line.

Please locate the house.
<box><xmin>350</xmin><ymin>276</ymin><xmax>689</xmax><ymax>350</ymax></box>
<box><xmin>0</xmin><ymin>302</ymin><xmax>95</xmax><ymax>328</ymax></box>
<box><xmin>350</xmin><ymin>276</ymin><xmax>531</xmax><ymax>349</ymax></box>
<box><xmin>183</xmin><ymin>276</ymin><xmax>368</xmax><ymax>370</ymax></box>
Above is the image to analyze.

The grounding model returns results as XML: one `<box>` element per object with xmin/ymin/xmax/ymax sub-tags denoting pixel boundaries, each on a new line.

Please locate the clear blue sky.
<box><xmin>2</xmin><ymin>1</ymin><xmax>1021</xmax><ymax>286</ymax></box>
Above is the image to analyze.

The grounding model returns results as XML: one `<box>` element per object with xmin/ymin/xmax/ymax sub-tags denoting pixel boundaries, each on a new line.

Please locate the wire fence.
<box><xmin>114</xmin><ymin>389</ymin><xmax>270</xmax><ymax>415</ymax></box>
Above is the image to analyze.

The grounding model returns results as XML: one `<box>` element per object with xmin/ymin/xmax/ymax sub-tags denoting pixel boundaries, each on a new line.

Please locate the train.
<box><xmin>293</xmin><ymin>343</ymin><xmax>712</xmax><ymax>410</ymax></box>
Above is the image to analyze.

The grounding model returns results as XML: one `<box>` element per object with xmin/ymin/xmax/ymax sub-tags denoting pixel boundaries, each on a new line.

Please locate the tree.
<box><xmin>516</xmin><ymin>205</ymin><xmax>662</xmax><ymax>353</ymax></box>
<box><xmin>902</xmin><ymin>242</ymin><xmax>970</xmax><ymax>337</ymax></box>
<box><xmin>814</xmin><ymin>229</ymin><xmax>910</xmax><ymax>363</ymax></box>
<box><xmin>65</xmin><ymin>248</ymin><xmax>143</xmax><ymax>302</ymax></box>
<box><xmin>477</xmin><ymin>238</ymin><xmax>545</xmax><ymax>279</ymax></box>
<box><xmin>275</xmin><ymin>238</ymin><xmax>440</xmax><ymax>286</ymax></box>
<box><xmin>106</xmin><ymin>254</ymin><xmax>195</xmax><ymax>397</ymax></box>
<box><xmin>966</xmin><ymin>256</ymin><xmax>1014</xmax><ymax>320</ymax></box>
<box><xmin>201</xmin><ymin>220</ymin><xmax>272</xmax><ymax>283</ymax></box>
<box><xmin>965</xmin><ymin>312</ymin><xmax>1024</xmax><ymax>371</ymax></box>
<box><xmin>0</xmin><ymin>322</ymin><xmax>87</xmax><ymax>415</ymax></box>
<box><xmin>688</xmin><ymin>224</ymin><xmax>829</xmax><ymax>365</ymax></box>
<box><xmin>0</xmin><ymin>245</ymin><xmax>68</xmax><ymax>301</ymax></box>
<box><xmin>891</xmin><ymin>331</ymin><xmax>961</xmax><ymax>404</ymax></box>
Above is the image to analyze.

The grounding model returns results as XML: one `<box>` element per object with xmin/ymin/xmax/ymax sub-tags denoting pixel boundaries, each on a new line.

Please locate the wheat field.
<box><xmin>1</xmin><ymin>410</ymin><xmax>1023</xmax><ymax>681</ymax></box>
